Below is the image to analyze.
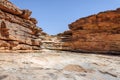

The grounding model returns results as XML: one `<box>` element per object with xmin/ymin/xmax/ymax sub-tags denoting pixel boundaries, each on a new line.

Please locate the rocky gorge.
<box><xmin>0</xmin><ymin>0</ymin><xmax>119</xmax><ymax>80</ymax></box>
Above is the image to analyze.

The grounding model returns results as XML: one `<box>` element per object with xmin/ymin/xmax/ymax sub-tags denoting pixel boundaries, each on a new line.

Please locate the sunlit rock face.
<box><xmin>0</xmin><ymin>0</ymin><xmax>43</xmax><ymax>50</ymax></box>
<box><xmin>61</xmin><ymin>8</ymin><xmax>120</xmax><ymax>54</ymax></box>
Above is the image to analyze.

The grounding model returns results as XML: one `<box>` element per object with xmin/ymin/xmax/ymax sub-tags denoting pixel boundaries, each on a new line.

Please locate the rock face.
<box><xmin>60</xmin><ymin>8</ymin><xmax>120</xmax><ymax>54</ymax></box>
<box><xmin>0</xmin><ymin>0</ymin><xmax>42</xmax><ymax>50</ymax></box>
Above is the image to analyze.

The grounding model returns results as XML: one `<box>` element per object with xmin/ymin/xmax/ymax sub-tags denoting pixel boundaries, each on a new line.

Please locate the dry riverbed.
<box><xmin>0</xmin><ymin>49</ymin><xmax>120</xmax><ymax>80</ymax></box>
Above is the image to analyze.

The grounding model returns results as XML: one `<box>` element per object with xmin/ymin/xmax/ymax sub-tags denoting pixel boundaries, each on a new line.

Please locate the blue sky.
<box><xmin>10</xmin><ymin>0</ymin><xmax>120</xmax><ymax>35</ymax></box>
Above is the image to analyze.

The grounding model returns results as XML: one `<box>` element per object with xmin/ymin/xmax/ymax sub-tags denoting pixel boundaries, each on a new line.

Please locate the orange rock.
<box><xmin>0</xmin><ymin>0</ymin><xmax>42</xmax><ymax>50</ymax></box>
<box><xmin>61</xmin><ymin>8</ymin><xmax>120</xmax><ymax>54</ymax></box>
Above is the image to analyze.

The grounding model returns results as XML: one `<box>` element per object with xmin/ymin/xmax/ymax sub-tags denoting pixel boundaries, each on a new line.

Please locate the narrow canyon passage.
<box><xmin>0</xmin><ymin>1</ymin><xmax>119</xmax><ymax>80</ymax></box>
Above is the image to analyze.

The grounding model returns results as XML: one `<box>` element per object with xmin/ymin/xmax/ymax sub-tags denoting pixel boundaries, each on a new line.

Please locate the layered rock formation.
<box><xmin>60</xmin><ymin>8</ymin><xmax>120</xmax><ymax>54</ymax></box>
<box><xmin>0</xmin><ymin>0</ymin><xmax>42</xmax><ymax>50</ymax></box>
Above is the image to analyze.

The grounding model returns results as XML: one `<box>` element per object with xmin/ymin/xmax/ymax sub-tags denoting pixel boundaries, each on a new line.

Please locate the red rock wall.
<box><xmin>0</xmin><ymin>0</ymin><xmax>42</xmax><ymax>50</ymax></box>
<box><xmin>61</xmin><ymin>8</ymin><xmax>120</xmax><ymax>54</ymax></box>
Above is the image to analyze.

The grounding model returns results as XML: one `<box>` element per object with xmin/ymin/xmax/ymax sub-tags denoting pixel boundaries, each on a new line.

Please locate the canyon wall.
<box><xmin>0</xmin><ymin>0</ymin><xmax>42</xmax><ymax>50</ymax></box>
<box><xmin>60</xmin><ymin>8</ymin><xmax>120</xmax><ymax>54</ymax></box>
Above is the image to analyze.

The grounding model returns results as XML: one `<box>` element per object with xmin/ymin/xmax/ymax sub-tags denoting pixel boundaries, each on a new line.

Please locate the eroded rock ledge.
<box><xmin>59</xmin><ymin>8</ymin><xmax>120</xmax><ymax>54</ymax></box>
<box><xmin>0</xmin><ymin>0</ymin><xmax>43</xmax><ymax>50</ymax></box>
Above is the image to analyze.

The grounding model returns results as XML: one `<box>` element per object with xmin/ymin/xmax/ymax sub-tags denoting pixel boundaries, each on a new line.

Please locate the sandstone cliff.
<box><xmin>60</xmin><ymin>8</ymin><xmax>120</xmax><ymax>54</ymax></box>
<box><xmin>0</xmin><ymin>0</ymin><xmax>42</xmax><ymax>50</ymax></box>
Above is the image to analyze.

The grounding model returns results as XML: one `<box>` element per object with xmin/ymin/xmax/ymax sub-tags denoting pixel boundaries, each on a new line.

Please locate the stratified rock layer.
<box><xmin>0</xmin><ymin>0</ymin><xmax>42</xmax><ymax>50</ymax></box>
<box><xmin>61</xmin><ymin>8</ymin><xmax>120</xmax><ymax>54</ymax></box>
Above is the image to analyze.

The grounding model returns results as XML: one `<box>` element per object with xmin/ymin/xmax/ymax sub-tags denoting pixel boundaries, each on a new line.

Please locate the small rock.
<box><xmin>63</xmin><ymin>64</ymin><xmax>86</xmax><ymax>72</ymax></box>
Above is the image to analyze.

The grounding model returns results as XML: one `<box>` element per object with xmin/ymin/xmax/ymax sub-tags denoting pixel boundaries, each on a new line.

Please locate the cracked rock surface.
<box><xmin>0</xmin><ymin>49</ymin><xmax>119</xmax><ymax>80</ymax></box>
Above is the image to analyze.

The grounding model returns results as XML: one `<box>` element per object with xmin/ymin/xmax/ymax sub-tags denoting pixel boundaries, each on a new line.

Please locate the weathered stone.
<box><xmin>61</xmin><ymin>8</ymin><xmax>120</xmax><ymax>54</ymax></box>
<box><xmin>0</xmin><ymin>0</ymin><xmax>22</xmax><ymax>15</ymax></box>
<box><xmin>20</xmin><ymin>9</ymin><xmax>32</xmax><ymax>19</ymax></box>
<box><xmin>0</xmin><ymin>40</ymin><xmax>10</xmax><ymax>49</ymax></box>
<box><xmin>0</xmin><ymin>0</ymin><xmax>32</xmax><ymax>20</ymax></box>
<box><xmin>0</xmin><ymin>0</ymin><xmax>42</xmax><ymax>51</ymax></box>
<box><xmin>12</xmin><ymin>44</ymin><xmax>33</xmax><ymax>50</ymax></box>
<box><xmin>30</xmin><ymin>18</ymin><xmax>38</xmax><ymax>24</ymax></box>
<box><xmin>63</xmin><ymin>64</ymin><xmax>86</xmax><ymax>72</ymax></box>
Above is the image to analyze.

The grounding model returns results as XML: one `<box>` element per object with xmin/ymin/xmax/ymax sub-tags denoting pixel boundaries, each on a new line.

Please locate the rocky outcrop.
<box><xmin>0</xmin><ymin>0</ymin><xmax>42</xmax><ymax>50</ymax></box>
<box><xmin>60</xmin><ymin>8</ymin><xmax>120</xmax><ymax>54</ymax></box>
